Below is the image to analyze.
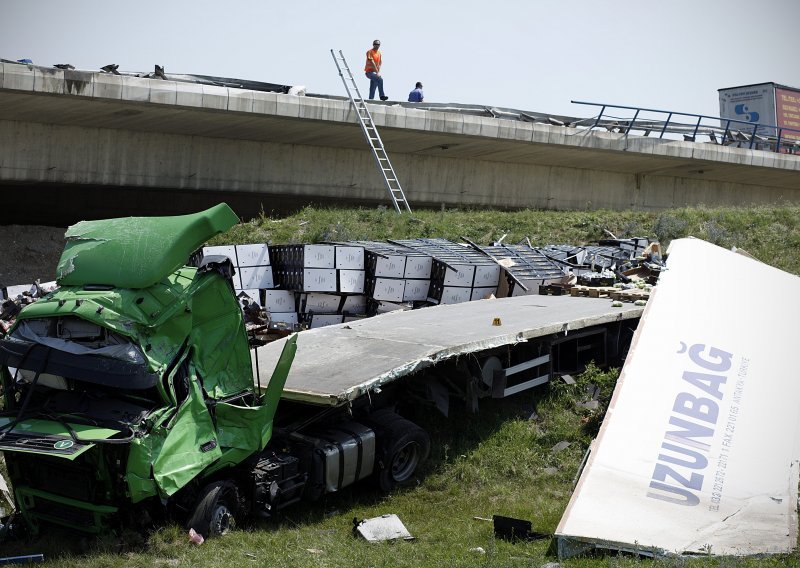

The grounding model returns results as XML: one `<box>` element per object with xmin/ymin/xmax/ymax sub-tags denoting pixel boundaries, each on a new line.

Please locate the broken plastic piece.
<box><xmin>353</xmin><ymin>514</ymin><xmax>413</xmax><ymax>542</ymax></box>
<box><xmin>493</xmin><ymin>515</ymin><xmax>549</xmax><ymax>541</ymax></box>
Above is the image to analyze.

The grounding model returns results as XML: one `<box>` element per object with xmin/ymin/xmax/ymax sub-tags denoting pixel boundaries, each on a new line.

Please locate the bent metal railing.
<box><xmin>571</xmin><ymin>100</ymin><xmax>800</xmax><ymax>154</ymax></box>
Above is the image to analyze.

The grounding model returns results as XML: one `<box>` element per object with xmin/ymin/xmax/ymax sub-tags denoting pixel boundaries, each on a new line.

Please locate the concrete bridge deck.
<box><xmin>1</xmin><ymin>61</ymin><xmax>798</xmax><ymax>223</ymax></box>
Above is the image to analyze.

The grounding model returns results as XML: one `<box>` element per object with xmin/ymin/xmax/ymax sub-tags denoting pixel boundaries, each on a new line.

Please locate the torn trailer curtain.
<box><xmin>556</xmin><ymin>238</ymin><xmax>800</xmax><ymax>557</ymax></box>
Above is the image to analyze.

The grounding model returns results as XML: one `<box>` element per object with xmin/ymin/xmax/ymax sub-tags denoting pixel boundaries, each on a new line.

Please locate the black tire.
<box><xmin>369</xmin><ymin>412</ymin><xmax>431</xmax><ymax>492</ymax></box>
<box><xmin>186</xmin><ymin>481</ymin><xmax>239</xmax><ymax>539</ymax></box>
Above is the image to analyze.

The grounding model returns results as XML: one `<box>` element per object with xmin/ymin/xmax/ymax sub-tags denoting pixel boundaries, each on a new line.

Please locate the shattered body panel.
<box><xmin>556</xmin><ymin>238</ymin><xmax>800</xmax><ymax>557</ymax></box>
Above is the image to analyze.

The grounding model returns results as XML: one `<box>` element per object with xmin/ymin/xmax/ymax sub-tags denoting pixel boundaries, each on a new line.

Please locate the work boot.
<box><xmin>380</xmin><ymin>96</ymin><xmax>389</xmax><ymax>101</ymax></box>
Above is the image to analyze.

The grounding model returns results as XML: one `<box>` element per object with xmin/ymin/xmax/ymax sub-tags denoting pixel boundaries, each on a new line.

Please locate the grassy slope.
<box><xmin>4</xmin><ymin>205</ymin><xmax>799</xmax><ymax>567</ymax></box>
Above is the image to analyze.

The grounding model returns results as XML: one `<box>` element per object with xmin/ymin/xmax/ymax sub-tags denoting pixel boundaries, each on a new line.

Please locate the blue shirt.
<box><xmin>408</xmin><ymin>88</ymin><xmax>424</xmax><ymax>102</ymax></box>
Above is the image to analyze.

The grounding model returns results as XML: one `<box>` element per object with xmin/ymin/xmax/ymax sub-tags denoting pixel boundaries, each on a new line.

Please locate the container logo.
<box><xmin>734</xmin><ymin>104</ymin><xmax>759</xmax><ymax>123</ymax></box>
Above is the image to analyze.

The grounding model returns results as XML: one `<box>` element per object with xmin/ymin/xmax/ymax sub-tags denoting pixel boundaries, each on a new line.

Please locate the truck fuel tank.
<box><xmin>311</xmin><ymin>422</ymin><xmax>376</xmax><ymax>493</ymax></box>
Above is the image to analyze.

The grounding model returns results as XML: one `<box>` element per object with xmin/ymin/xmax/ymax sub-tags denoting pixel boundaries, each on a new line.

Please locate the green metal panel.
<box><xmin>56</xmin><ymin>203</ymin><xmax>239</xmax><ymax>289</ymax></box>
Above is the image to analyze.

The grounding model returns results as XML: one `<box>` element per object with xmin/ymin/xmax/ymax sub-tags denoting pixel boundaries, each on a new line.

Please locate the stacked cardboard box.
<box><xmin>202</xmin><ymin>244</ymin><xmax>274</xmax><ymax>309</ymax></box>
<box><xmin>393</xmin><ymin>239</ymin><xmax>501</xmax><ymax>304</ymax></box>
<box><xmin>350</xmin><ymin>241</ymin><xmax>434</xmax><ymax>315</ymax></box>
<box><xmin>269</xmin><ymin>244</ymin><xmax>368</xmax><ymax>327</ymax></box>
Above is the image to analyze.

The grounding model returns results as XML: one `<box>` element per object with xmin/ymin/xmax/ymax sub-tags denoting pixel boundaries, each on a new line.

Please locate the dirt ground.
<box><xmin>0</xmin><ymin>225</ymin><xmax>66</xmax><ymax>289</ymax></box>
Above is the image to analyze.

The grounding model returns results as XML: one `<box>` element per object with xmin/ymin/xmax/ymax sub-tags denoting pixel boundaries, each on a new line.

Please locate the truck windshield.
<box><xmin>0</xmin><ymin>317</ymin><xmax>158</xmax><ymax>391</ymax></box>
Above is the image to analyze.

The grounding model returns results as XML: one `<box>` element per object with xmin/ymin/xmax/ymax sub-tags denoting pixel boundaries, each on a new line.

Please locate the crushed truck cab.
<box><xmin>0</xmin><ymin>204</ymin><xmax>297</xmax><ymax>534</ymax></box>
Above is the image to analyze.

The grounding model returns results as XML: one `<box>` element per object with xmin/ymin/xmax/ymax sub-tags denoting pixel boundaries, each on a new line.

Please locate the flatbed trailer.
<box><xmin>253</xmin><ymin>294</ymin><xmax>644</xmax><ymax>407</ymax></box>
<box><xmin>0</xmin><ymin>204</ymin><xmax>646</xmax><ymax>539</ymax></box>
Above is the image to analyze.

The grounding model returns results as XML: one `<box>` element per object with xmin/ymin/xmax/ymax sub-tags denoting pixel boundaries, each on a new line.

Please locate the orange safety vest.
<box><xmin>364</xmin><ymin>49</ymin><xmax>382</xmax><ymax>73</ymax></box>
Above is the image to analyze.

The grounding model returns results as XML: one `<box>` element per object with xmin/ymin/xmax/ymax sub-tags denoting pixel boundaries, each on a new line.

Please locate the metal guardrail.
<box><xmin>572</xmin><ymin>101</ymin><xmax>800</xmax><ymax>154</ymax></box>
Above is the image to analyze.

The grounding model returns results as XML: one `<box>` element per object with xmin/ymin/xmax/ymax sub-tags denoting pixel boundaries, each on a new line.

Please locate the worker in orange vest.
<box><xmin>364</xmin><ymin>39</ymin><xmax>388</xmax><ymax>101</ymax></box>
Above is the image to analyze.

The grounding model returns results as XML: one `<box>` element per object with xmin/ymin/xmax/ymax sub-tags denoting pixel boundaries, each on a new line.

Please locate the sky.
<box><xmin>2</xmin><ymin>0</ymin><xmax>799</xmax><ymax>121</ymax></box>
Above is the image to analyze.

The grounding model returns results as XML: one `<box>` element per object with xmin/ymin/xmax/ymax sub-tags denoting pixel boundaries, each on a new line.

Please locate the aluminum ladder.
<box><xmin>330</xmin><ymin>49</ymin><xmax>412</xmax><ymax>214</ymax></box>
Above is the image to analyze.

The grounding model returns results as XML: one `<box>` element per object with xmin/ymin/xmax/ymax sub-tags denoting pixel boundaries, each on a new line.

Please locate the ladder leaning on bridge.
<box><xmin>330</xmin><ymin>49</ymin><xmax>412</xmax><ymax>214</ymax></box>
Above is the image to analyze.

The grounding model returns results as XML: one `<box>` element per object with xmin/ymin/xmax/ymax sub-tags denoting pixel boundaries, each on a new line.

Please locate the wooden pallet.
<box><xmin>611</xmin><ymin>288</ymin><xmax>652</xmax><ymax>302</ymax></box>
<box><xmin>570</xmin><ymin>285</ymin><xmax>617</xmax><ymax>299</ymax></box>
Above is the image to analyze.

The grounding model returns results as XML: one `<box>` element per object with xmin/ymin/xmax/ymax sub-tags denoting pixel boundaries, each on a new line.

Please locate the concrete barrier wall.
<box><xmin>1</xmin><ymin>119</ymin><xmax>795</xmax><ymax>213</ymax></box>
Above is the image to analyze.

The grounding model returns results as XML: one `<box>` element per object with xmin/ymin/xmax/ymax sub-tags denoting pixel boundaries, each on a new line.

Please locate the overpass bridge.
<box><xmin>1</xmin><ymin>61</ymin><xmax>798</xmax><ymax>225</ymax></box>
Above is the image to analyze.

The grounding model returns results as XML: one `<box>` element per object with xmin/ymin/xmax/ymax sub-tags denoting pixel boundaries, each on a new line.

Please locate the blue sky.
<box><xmin>2</xmin><ymin>0</ymin><xmax>798</xmax><ymax>120</ymax></box>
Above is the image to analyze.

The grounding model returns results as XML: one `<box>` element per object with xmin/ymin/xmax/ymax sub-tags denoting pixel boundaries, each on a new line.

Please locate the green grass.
<box><xmin>3</xmin><ymin>205</ymin><xmax>800</xmax><ymax>566</ymax></box>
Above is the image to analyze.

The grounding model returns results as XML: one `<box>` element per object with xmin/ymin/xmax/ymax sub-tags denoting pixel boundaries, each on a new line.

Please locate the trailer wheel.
<box><xmin>372</xmin><ymin>414</ymin><xmax>431</xmax><ymax>492</ymax></box>
<box><xmin>186</xmin><ymin>480</ymin><xmax>239</xmax><ymax>539</ymax></box>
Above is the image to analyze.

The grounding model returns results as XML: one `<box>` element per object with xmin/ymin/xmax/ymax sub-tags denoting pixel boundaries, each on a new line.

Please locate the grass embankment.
<box><xmin>2</xmin><ymin>205</ymin><xmax>799</xmax><ymax>567</ymax></box>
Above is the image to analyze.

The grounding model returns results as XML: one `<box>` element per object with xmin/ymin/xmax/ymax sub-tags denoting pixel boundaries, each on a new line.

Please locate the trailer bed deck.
<box><xmin>252</xmin><ymin>295</ymin><xmax>644</xmax><ymax>406</ymax></box>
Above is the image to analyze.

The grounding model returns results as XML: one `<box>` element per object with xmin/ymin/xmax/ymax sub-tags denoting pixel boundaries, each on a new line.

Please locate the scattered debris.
<box><xmin>469</xmin><ymin>547</ymin><xmax>486</xmax><ymax>554</ymax></box>
<box><xmin>188</xmin><ymin>528</ymin><xmax>204</xmax><ymax>545</ymax></box>
<box><xmin>353</xmin><ymin>514</ymin><xmax>413</xmax><ymax>542</ymax></box>
<box><xmin>492</xmin><ymin>515</ymin><xmax>549</xmax><ymax>542</ymax></box>
<box><xmin>559</xmin><ymin>374</ymin><xmax>576</xmax><ymax>385</ymax></box>
<box><xmin>0</xmin><ymin>554</ymin><xmax>44</xmax><ymax>564</ymax></box>
<box><xmin>551</xmin><ymin>441</ymin><xmax>571</xmax><ymax>454</ymax></box>
<box><xmin>0</xmin><ymin>470</ymin><xmax>13</xmax><ymax>514</ymax></box>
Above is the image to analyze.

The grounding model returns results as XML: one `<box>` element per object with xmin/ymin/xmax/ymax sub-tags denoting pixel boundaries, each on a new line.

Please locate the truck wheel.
<box><xmin>186</xmin><ymin>481</ymin><xmax>239</xmax><ymax>539</ymax></box>
<box><xmin>372</xmin><ymin>414</ymin><xmax>431</xmax><ymax>492</ymax></box>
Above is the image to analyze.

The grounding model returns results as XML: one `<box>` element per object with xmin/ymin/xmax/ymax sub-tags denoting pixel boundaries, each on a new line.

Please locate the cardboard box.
<box><xmin>303</xmin><ymin>269</ymin><xmax>337</xmax><ymax>292</ymax></box>
<box><xmin>442</xmin><ymin>264</ymin><xmax>476</xmax><ymax>286</ymax></box>
<box><xmin>370</xmin><ymin>277</ymin><xmax>405</xmax><ymax>302</ymax></box>
<box><xmin>474</xmin><ymin>264</ymin><xmax>501</xmax><ymax>287</ymax></box>
<box><xmin>5</xmin><ymin>284</ymin><xmax>33</xmax><ymax>299</ymax></box>
<box><xmin>302</xmin><ymin>293</ymin><xmax>342</xmax><ymax>313</ymax></box>
<box><xmin>235</xmin><ymin>289</ymin><xmax>261</xmax><ymax>307</ymax></box>
<box><xmin>470</xmin><ymin>287</ymin><xmax>497</xmax><ymax>301</ymax></box>
<box><xmin>341</xmin><ymin>295</ymin><xmax>367</xmax><ymax>314</ymax></box>
<box><xmin>303</xmin><ymin>245</ymin><xmax>336</xmax><ymax>268</ymax></box>
<box><xmin>235</xmin><ymin>243</ymin><xmax>270</xmax><ymax>267</ymax></box>
<box><xmin>439</xmin><ymin>286</ymin><xmax>472</xmax><ymax>304</ymax></box>
<box><xmin>373</xmin><ymin>300</ymin><xmax>413</xmax><ymax>314</ymax></box>
<box><xmin>339</xmin><ymin>269</ymin><xmax>365</xmax><ymax>293</ymax></box>
<box><xmin>402</xmin><ymin>279</ymin><xmax>430</xmax><ymax>302</ymax></box>
<box><xmin>239</xmin><ymin>266</ymin><xmax>275</xmax><ymax>289</ymax></box>
<box><xmin>512</xmin><ymin>277</ymin><xmax>562</xmax><ymax>296</ymax></box>
<box><xmin>372</xmin><ymin>254</ymin><xmax>406</xmax><ymax>278</ymax></box>
<box><xmin>269</xmin><ymin>311</ymin><xmax>298</xmax><ymax>325</ymax></box>
<box><xmin>310</xmin><ymin>314</ymin><xmax>344</xmax><ymax>329</ymax></box>
<box><xmin>264</xmin><ymin>289</ymin><xmax>297</xmax><ymax>312</ymax></box>
<box><xmin>202</xmin><ymin>245</ymin><xmax>237</xmax><ymax>263</ymax></box>
<box><xmin>403</xmin><ymin>256</ymin><xmax>433</xmax><ymax>278</ymax></box>
<box><xmin>335</xmin><ymin>246</ymin><xmax>365</xmax><ymax>270</ymax></box>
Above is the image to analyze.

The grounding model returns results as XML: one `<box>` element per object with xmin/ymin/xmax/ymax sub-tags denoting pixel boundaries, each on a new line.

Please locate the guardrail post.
<box><xmin>691</xmin><ymin>116</ymin><xmax>702</xmax><ymax>142</ymax></box>
<box><xmin>659</xmin><ymin>113</ymin><xmax>672</xmax><ymax>139</ymax></box>
<box><xmin>721</xmin><ymin>120</ymin><xmax>732</xmax><ymax>145</ymax></box>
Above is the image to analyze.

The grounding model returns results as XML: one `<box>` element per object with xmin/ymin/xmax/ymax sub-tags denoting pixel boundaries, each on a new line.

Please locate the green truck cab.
<box><xmin>0</xmin><ymin>204</ymin><xmax>428</xmax><ymax>538</ymax></box>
